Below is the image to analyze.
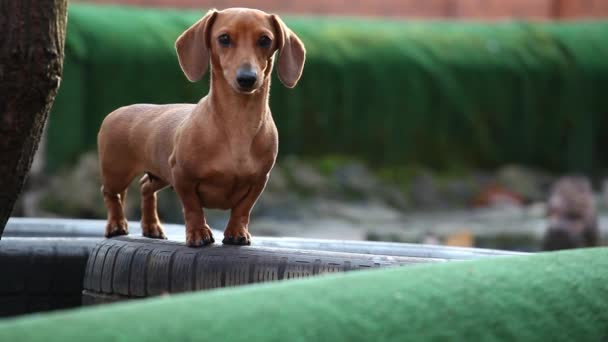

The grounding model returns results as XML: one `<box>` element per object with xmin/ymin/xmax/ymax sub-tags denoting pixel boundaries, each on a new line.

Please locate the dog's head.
<box><xmin>175</xmin><ymin>8</ymin><xmax>305</xmax><ymax>94</ymax></box>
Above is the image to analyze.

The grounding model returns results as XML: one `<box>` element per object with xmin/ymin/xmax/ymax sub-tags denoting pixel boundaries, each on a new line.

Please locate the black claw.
<box><xmin>106</xmin><ymin>228</ymin><xmax>128</xmax><ymax>238</ymax></box>
<box><xmin>199</xmin><ymin>235</ymin><xmax>215</xmax><ymax>246</ymax></box>
<box><xmin>222</xmin><ymin>235</ymin><xmax>250</xmax><ymax>245</ymax></box>
<box><xmin>144</xmin><ymin>230</ymin><xmax>167</xmax><ymax>240</ymax></box>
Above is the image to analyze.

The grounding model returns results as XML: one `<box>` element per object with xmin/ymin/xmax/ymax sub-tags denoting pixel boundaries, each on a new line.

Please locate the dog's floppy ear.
<box><xmin>271</xmin><ymin>15</ymin><xmax>306</xmax><ymax>88</ymax></box>
<box><xmin>175</xmin><ymin>9</ymin><xmax>218</xmax><ymax>82</ymax></box>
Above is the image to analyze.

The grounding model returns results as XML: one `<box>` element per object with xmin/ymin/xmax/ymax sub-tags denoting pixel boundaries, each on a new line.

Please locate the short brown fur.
<box><xmin>97</xmin><ymin>8</ymin><xmax>305</xmax><ymax>247</ymax></box>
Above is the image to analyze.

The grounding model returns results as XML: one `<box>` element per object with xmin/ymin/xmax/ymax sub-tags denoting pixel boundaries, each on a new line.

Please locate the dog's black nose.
<box><xmin>236</xmin><ymin>69</ymin><xmax>257</xmax><ymax>89</ymax></box>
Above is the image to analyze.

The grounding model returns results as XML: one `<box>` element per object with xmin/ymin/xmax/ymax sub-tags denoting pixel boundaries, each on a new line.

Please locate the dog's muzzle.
<box><xmin>236</xmin><ymin>68</ymin><xmax>257</xmax><ymax>90</ymax></box>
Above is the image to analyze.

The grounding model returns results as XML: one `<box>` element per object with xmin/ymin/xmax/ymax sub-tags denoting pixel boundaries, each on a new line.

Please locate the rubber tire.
<box><xmin>5</xmin><ymin>218</ymin><xmax>525</xmax><ymax>260</ymax></box>
<box><xmin>0</xmin><ymin>237</ymin><xmax>99</xmax><ymax>317</ymax></box>
<box><xmin>253</xmin><ymin>237</ymin><xmax>525</xmax><ymax>260</ymax></box>
<box><xmin>82</xmin><ymin>236</ymin><xmax>442</xmax><ymax>304</ymax></box>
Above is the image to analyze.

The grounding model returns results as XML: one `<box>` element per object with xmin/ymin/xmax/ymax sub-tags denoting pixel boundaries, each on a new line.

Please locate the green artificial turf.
<box><xmin>1</xmin><ymin>247</ymin><xmax>607</xmax><ymax>341</ymax></box>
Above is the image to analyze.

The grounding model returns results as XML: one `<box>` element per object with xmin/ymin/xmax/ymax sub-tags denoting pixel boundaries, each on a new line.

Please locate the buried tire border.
<box><xmin>81</xmin><ymin>236</ymin><xmax>445</xmax><ymax>304</ymax></box>
<box><xmin>0</xmin><ymin>237</ymin><xmax>99</xmax><ymax>317</ymax></box>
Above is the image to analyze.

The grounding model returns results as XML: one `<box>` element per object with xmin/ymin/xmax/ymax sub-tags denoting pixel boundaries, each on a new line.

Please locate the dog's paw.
<box><xmin>186</xmin><ymin>225</ymin><xmax>215</xmax><ymax>247</ymax></box>
<box><xmin>222</xmin><ymin>229</ymin><xmax>251</xmax><ymax>246</ymax></box>
<box><xmin>105</xmin><ymin>219</ymin><xmax>129</xmax><ymax>238</ymax></box>
<box><xmin>142</xmin><ymin>221</ymin><xmax>167</xmax><ymax>240</ymax></box>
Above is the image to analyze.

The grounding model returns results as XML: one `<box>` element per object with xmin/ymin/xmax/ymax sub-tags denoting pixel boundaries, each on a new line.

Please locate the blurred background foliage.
<box><xmin>48</xmin><ymin>5</ymin><xmax>608</xmax><ymax>174</ymax></box>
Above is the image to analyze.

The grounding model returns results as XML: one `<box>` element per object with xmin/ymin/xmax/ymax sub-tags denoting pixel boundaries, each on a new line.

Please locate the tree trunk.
<box><xmin>0</xmin><ymin>0</ymin><xmax>68</xmax><ymax>238</ymax></box>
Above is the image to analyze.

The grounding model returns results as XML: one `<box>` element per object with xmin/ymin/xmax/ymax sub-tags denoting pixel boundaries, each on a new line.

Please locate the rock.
<box><xmin>252</xmin><ymin>192</ymin><xmax>305</xmax><ymax>220</ymax></box>
<box><xmin>265</xmin><ymin>164</ymin><xmax>289</xmax><ymax>193</ymax></box>
<box><xmin>380</xmin><ymin>186</ymin><xmax>410</xmax><ymax>210</ymax></box>
<box><xmin>30</xmin><ymin>151</ymin><xmax>182</xmax><ymax>223</ymax></box>
<box><xmin>38</xmin><ymin>152</ymin><xmax>106</xmax><ymax>218</ymax></box>
<box><xmin>497</xmin><ymin>165</ymin><xmax>554</xmax><ymax>202</ymax></box>
<box><xmin>316</xmin><ymin>200</ymin><xmax>403</xmax><ymax>223</ymax></box>
<box><xmin>408</xmin><ymin>170</ymin><xmax>443</xmax><ymax>209</ymax></box>
<box><xmin>282</xmin><ymin>156</ymin><xmax>330</xmax><ymax>194</ymax></box>
<box><xmin>471</xmin><ymin>171</ymin><xmax>497</xmax><ymax>186</ymax></box>
<box><xmin>421</xmin><ymin>232</ymin><xmax>441</xmax><ymax>245</ymax></box>
<box><xmin>332</xmin><ymin>162</ymin><xmax>378</xmax><ymax>197</ymax></box>
<box><xmin>156</xmin><ymin>189</ymin><xmax>185</xmax><ymax>224</ymax></box>
<box><xmin>526</xmin><ymin>202</ymin><xmax>547</xmax><ymax>218</ymax></box>
<box><xmin>442</xmin><ymin>178</ymin><xmax>479</xmax><ymax>208</ymax></box>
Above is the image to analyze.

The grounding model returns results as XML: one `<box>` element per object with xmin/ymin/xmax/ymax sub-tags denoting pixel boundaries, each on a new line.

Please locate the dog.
<box><xmin>97</xmin><ymin>8</ymin><xmax>305</xmax><ymax>247</ymax></box>
<box><xmin>543</xmin><ymin>176</ymin><xmax>599</xmax><ymax>251</ymax></box>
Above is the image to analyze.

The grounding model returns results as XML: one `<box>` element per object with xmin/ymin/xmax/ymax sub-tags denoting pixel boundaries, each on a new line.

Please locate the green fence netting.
<box><xmin>1</xmin><ymin>247</ymin><xmax>607</xmax><ymax>341</ymax></box>
<box><xmin>47</xmin><ymin>4</ymin><xmax>608</xmax><ymax>173</ymax></box>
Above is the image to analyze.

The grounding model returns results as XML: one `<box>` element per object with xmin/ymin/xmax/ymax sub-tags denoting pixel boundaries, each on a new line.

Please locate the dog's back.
<box><xmin>98</xmin><ymin>103</ymin><xmax>195</xmax><ymax>186</ymax></box>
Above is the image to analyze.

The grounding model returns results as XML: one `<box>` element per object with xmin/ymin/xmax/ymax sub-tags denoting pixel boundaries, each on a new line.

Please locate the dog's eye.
<box><xmin>218</xmin><ymin>34</ymin><xmax>231</xmax><ymax>47</ymax></box>
<box><xmin>258</xmin><ymin>35</ymin><xmax>272</xmax><ymax>48</ymax></box>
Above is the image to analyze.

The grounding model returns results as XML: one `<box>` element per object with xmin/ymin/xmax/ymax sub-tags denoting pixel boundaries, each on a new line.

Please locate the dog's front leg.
<box><xmin>173</xmin><ymin>172</ymin><xmax>215</xmax><ymax>247</ymax></box>
<box><xmin>223</xmin><ymin>175</ymin><xmax>269</xmax><ymax>245</ymax></box>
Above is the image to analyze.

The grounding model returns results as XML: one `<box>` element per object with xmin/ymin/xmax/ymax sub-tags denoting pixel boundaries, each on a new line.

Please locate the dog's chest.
<box><xmin>195</xmin><ymin>156</ymin><xmax>270</xmax><ymax>209</ymax></box>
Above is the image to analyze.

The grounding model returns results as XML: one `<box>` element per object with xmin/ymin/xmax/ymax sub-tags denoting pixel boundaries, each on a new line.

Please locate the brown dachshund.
<box><xmin>97</xmin><ymin>8</ymin><xmax>305</xmax><ymax>247</ymax></box>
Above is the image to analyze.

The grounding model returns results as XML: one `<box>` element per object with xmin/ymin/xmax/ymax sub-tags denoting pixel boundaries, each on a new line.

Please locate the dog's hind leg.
<box><xmin>140</xmin><ymin>173</ymin><xmax>169</xmax><ymax>239</ymax></box>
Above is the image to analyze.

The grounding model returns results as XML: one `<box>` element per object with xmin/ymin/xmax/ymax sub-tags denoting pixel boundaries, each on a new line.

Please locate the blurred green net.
<box><xmin>47</xmin><ymin>4</ymin><xmax>608</xmax><ymax>173</ymax></box>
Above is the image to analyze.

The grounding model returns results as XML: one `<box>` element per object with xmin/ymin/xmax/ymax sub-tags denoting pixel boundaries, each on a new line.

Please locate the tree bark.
<box><xmin>0</xmin><ymin>0</ymin><xmax>67</xmax><ymax>238</ymax></box>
